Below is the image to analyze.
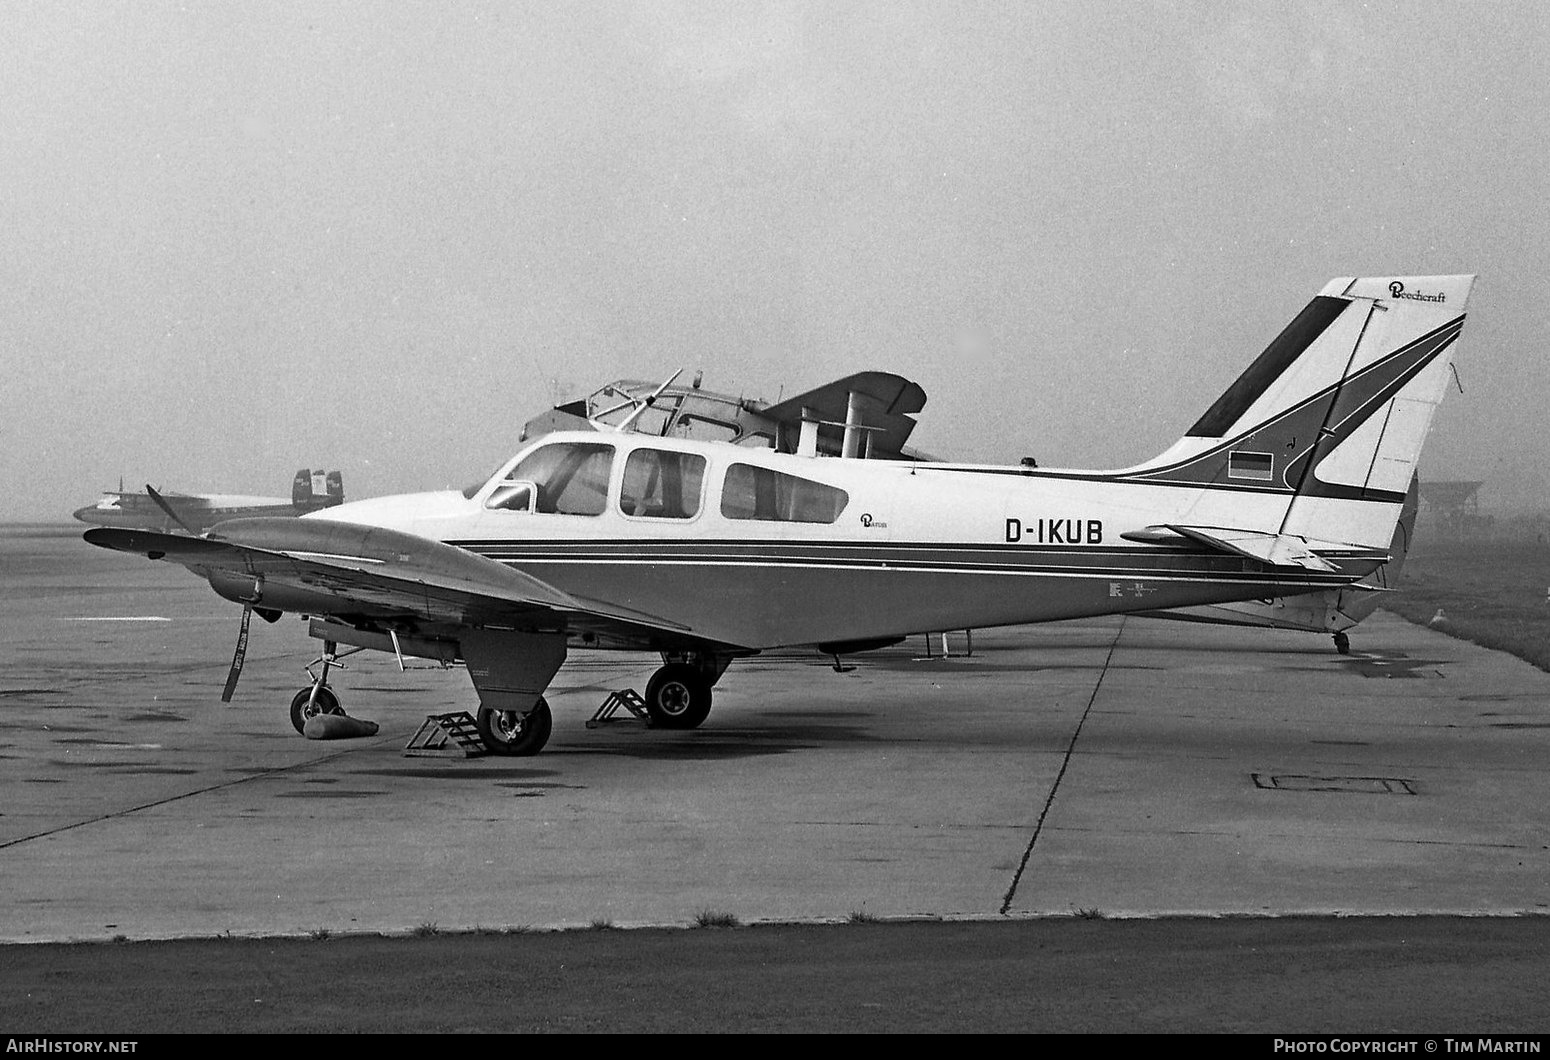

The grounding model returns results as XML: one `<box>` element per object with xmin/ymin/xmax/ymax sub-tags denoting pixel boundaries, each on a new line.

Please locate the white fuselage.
<box><xmin>305</xmin><ymin>431</ymin><xmax>1380</xmax><ymax>650</ymax></box>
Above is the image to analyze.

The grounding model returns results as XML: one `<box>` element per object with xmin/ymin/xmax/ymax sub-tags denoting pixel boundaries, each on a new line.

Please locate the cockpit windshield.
<box><xmin>478</xmin><ymin>441</ymin><xmax>616</xmax><ymax>515</ymax></box>
<box><xmin>461</xmin><ymin>461</ymin><xmax>509</xmax><ymax>500</ymax></box>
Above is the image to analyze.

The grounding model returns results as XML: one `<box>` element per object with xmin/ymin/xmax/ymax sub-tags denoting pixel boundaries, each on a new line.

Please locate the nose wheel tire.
<box><xmin>289</xmin><ymin>686</ymin><xmax>343</xmax><ymax>735</ymax></box>
<box><xmin>644</xmin><ymin>664</ymin><xmax>713</xmax><ymax>729</ymax></box>
<box><xmin>476</xmin><ymin>697</ymin><xmax>553</xmax><ymax>756</ymax></box>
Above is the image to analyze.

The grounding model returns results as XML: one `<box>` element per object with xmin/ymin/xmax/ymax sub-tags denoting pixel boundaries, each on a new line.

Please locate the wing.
<box><xmin>84</xmin><ymin>517</ymin><xmax>727</xmax><ymax>652</ymax></box>
<box><xmin>761</xmin><ymin>372</ymin><xmax>928</xmax><ymax>459</ymax></box>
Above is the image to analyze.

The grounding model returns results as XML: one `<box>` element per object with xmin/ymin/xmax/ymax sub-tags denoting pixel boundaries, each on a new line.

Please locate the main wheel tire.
<box><xmin>476</xmin><ymin>697</ymin><xmax>553</xmax><ymax>756</ymax></box>
<box><xmin>1333</xmin><ymin>631</ymin><xmax>1351</xmax><ymax>655</ymax></box>
<box><xmin>644</xmin><ymin>664</ymin><xmax>713</xmax><ymax>729</ymax></box>
<box><xmin>289</xmin><ymin>685</ymin><xmax>343</xmax><ymax>735</ymax></box>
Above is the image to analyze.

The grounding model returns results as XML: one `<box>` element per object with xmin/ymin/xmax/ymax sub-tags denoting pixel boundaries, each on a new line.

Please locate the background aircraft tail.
<box><xmin>292</xmin><ymin>469</ymin><xmax>346</xmax><ymax>509</ymax></box>
<box><xmin>1123</xmin><ymin>275</ymin><xmax>1473</xmax><ymax>550</ymax></box>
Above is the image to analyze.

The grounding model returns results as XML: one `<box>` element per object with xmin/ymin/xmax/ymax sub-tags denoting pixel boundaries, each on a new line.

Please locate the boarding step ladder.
<box><xmin>916</xmin><ymin>629</ymin><xmax>974</xmax><ymax>659</ymax></box>
<box><xmin>404</xmin><ymin>711</ymin><xmax>487</xmax><ymax>757</ymax></box>
<box><xmin>586</xmin><ymin>689</ymin><xmax>649</xmax><ymax>729</ymax></box>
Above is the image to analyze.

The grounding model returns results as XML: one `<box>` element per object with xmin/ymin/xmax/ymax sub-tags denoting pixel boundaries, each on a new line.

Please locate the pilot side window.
<box><xmin>619</xmin><ymin>449</ymin><xmax>706</xmax><ymax>519</ymax></box>
<box><xmin>492</xmin><ymin>442</ymin><xmax>615</xmax><ymax>515</ymax></box>
<box><xmin>720</xmin><ymin>463</ymin><xmax>849</xmax><ymax>524</ymax></box>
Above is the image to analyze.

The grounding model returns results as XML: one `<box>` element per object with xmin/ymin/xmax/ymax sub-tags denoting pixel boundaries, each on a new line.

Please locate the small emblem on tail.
<box><xmin>1388</xmin><ymin>280</ymin><xmax>1446</xmax><ymax>303</ymax></box>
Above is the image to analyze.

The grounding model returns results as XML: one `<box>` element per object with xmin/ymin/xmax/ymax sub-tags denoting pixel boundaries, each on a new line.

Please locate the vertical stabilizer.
<box><xmin>1122</xmin><ymin>275</ymin><xmax>1473</xmax><ymax>550</ymax></box>
<box><xmin>1278</xmin><ymin>275</ymin><xmax>1472</xmax><ymax>546</ymax></box>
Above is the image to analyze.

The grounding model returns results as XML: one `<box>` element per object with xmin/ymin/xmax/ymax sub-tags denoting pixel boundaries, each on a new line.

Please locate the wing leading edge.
<box><xmin>83</xmin><ymin>519</ymin><xmax>712</xmax><ymax>650</ymax></box>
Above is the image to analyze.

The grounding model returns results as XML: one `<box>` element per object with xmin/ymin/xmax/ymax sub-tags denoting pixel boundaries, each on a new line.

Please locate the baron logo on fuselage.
<box><xmin>1388</xmin><ymin>280</ymin><xmax>1446</xmax><ymax>303</ymax></box>
<box><xmin>1006</xmin><ymin>517</ymin><xmax>1103</xmax><ymax>545</ymax></box>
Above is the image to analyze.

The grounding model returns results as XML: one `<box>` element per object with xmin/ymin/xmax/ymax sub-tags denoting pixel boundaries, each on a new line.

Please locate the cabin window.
<box><xmin>720</xmin><ymin>463</ymin><xmax>849</xmax><ymax>524</ymax></box>
<box><xmin>620</xmin><ymin>449</ymin><xmax>706</xmax><ymax>519</ymax></box>
<box><xmin>494</xmin><ymin>442</ymin><xmax>615</xmax><ymax>515</ymax></box>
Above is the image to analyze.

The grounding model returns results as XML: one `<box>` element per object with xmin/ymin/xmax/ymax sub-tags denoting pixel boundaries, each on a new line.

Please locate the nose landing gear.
<box><xmin>289</xmin><ymin>685</ymin><xmax>344</xmax><ymax>734</ymax></box>
<box><xmin>287</xmin><ymin>640</ymin><xmax>361</xmax><ymax>734</ymax></box>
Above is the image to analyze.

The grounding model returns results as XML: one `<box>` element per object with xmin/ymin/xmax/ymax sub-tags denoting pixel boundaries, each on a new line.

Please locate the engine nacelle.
<box><xmin>205</xmin><ymin>569</ymin><xmax>340</xmax><ymax>617</ymax></box>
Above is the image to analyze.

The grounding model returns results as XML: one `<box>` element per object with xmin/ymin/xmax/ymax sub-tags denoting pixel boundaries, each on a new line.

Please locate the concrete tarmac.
<box><xmin>3</xmin><ymin>525</ymin><xmax>1548</xmax><ymax>943</ymax></box>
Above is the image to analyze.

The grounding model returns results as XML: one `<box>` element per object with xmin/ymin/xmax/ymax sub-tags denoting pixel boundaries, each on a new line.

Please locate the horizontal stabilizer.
<box><xmin>1120</xmin><ymin>524</ymin><xmax>1388</xmax><ymax>572</ymax></box>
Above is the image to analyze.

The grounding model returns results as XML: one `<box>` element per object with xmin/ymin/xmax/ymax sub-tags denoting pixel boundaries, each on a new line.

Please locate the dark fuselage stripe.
<box><xmin>444</xmin><ymin>541</ymin><xmax>1365</xmax><ymax>588</ymax></box>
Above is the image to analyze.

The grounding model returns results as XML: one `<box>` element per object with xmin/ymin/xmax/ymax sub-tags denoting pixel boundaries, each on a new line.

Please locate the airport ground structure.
<box><xmin>3</xmin><ymin>524</ymin><xmax>1548</xmax><ymax>946</ymax></box>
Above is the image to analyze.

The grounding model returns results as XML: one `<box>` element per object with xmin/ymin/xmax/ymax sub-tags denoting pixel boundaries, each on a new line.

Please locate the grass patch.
<box><xmin>847</xmin><ymin>909</ymin><xmax>879</xmax><ymax>924</ymax></box>
<box><xmin>694</xmin><ymin>909</ymin><xmax>740</xmax><ymax>929</ymax></box>
<box><xmin>410</xmin><ymin>921</ymin><xmax>440</xmax><ymax>938</ymax></box>
<box><xmin>308</xmin><ymin>927</ymin><xmax>332</xmax><ymax>941</ymax></box>
<box><xmin>1382</xmin><ymin>541</ymin><xmax>1550</xmax><ymax>672</ymax></box>
<box><xmin>588</xmin><ymin>917</ymin><xmax>616</xmax><ymax>931</ymax></box>
<box><xmin>1072</xmin><ymin>907</ymin><xmax>1105</xmax><ymax>920</ymax></box>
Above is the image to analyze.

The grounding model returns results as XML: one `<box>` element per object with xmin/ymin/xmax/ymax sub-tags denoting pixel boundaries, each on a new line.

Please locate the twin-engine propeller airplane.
<box><xmin>86</xmin><ymin>274</ymin><xmax>1475</xmax><ymax>755</ymax></box>
<box><xmin>74</xmin><ymin>469</ymin><xmax>344</xmax><ymax>533</ymax></box>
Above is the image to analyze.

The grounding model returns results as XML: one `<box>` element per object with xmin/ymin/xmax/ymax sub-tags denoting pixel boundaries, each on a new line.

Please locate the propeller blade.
<box><xmin>145</xmin><ymin>484</ymin><xmax>198</xmax><ymax>535</ymax></box>
<box><xmin>220</xmin><ymin>605</ymin><xmax>252</xmax><ymax>703</ymax></box>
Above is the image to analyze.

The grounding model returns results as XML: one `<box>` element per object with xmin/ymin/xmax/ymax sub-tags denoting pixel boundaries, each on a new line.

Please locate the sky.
<box><xmin>3</xmin><ymin>0</ymin><xmax>1547</xmax><ymax>520</ymax></box>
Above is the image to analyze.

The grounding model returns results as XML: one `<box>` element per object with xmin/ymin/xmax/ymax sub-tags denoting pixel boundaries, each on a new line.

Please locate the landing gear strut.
<box><xmin>1333</xmin><ymin>631</ymin><xmax>1351</xmax><ymax>655</ymax></box>
<box><xmin>288</xmin><ymin>640</ymin><xmax>357</xmax><ymax>734</ymax></box>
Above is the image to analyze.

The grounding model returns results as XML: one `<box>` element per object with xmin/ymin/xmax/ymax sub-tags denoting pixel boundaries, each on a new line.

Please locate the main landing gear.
<box><xmin>475</xmin><ymin>698</ymin><xmax>553</xmax><ymax>757</ymax></box>
<box><xmin>1333</xmin><ymin>632</ymin><xmax>1351</xmax><ymax>655</ymax></box>
<box><xmin>586</xmin><ymin>654</ymin><xmax>731</xmax><ymax>733</ymax></box>
<box><xmin>642</xmin><ymin>663</ymin><xmax>714</xmax><ymax>729</ymax></box>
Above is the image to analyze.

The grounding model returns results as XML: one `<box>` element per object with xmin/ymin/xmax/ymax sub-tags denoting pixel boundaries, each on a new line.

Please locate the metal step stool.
<box><xmin>404</xmin><ymin>711</ymin><xmax>487</xmax><ymax>757</ymax></box>
<box><xmin>586</xmin><ymin>689</ymin><xmax>649</xmax><ymax>729</ymax></box>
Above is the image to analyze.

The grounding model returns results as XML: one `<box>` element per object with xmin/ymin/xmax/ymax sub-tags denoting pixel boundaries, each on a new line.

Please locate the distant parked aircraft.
<box><xmin>74</xmin><ymin>469</ymin><xmax>343</xmax><ymax>533</ymax></box>
<box><xmin>522</xmin><ymin>370</ymin><xmax>935</xmax><ymax>461</ymax></box>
